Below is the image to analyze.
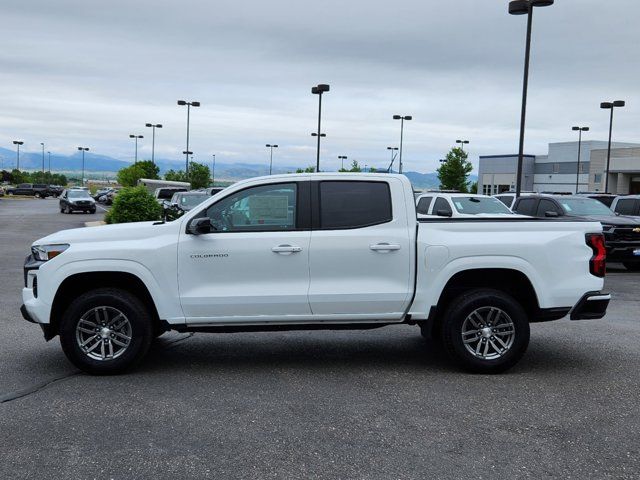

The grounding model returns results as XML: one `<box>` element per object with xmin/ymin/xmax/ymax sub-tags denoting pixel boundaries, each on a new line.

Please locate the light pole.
<box><xmin>47</xmin><ymin>151</ymin><xmax>51</xmax><ymax>173</ymax></box>
<box><xmin>177</xmin><ymin>100</ymin><xmax>200</xmax><ymax>174</ymax></box>
<box><xmin>386</xmin><ymin>147</ymin><xmax>398</xmax><ymax>172</ymax></box>
<box><xmin>509</xmin><ymin>0</ymin><xmax>554</xmax><ymax>197</ymax></box>
<box><xmin>145</xmin><ymin>123</ymin><xmax>162</xmax><ymax>165</ymax></box>
<box><xmin>393</xmin><ymin>115</ymin><xmax>412</xmax><ymax>174</ymax></box>
<box><xmin>456</xmin><ymin>139</ymin><xmax>470</xmax><ymax>152</ymax></box>
<box><xmin>600</xmin><ymin>100</ymin><xmax>625</xmax><ymax>193</ymax></box>
<box><xmin>311</xmin><ymin>84</ymin><xmax>330</xmax><ymax>172</ymax></box>
<box><xmin>211</xmin><ymin>154</ymin><xmax>216</xmax><ymax>185</ymax></box>
<box><xmin>77</xmin><ymin>147</ymin><xmax>89</xmax><ymax>185</ymax></box>
<box><xmin>266</xmin><ymin>144</ymin><xmax>278</xmax><ymax>175</ymax></box>
<box><xmin>572</xmin><ymin>126</ymin><xmax>589</xmax><ymax>193</ymax></box>
<box><xmin>12</xmin><ymin>141</ymin><xmax>23</xmax><ymax>170</ymax></box>
<box><xmin>129</xmin><ymin>134</ymin><xmax>143</xmax><ymax>164</ymax></box>
<box><xmin>40</xmin><ymin>143</ymin><xmax>45</xmax><ymax>173</ymax></box>
<box><xmin>338</xmin><ymin>155</ymin><xmax>348</xmax><ymax>170</ymax></box>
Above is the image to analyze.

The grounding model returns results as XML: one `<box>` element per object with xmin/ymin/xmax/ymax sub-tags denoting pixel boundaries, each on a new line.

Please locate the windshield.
<box><xmin>559</xmin><ymin>198</ymin><xmax>614</xmax><ymax>216</ymax></box>
<box><xmin>68</xmin><ymin>190</ymin><xmax>92</xmax><ymax>199</ymax></box>
<box><xmin>178</xmin><ymin>193</ymin><xmax>209</xmax><ymax>209</ymax></box>
<box><xmin>452</xmin><ymin>197</ymin><xmax>513</xmax><ymax>214</ymax></box>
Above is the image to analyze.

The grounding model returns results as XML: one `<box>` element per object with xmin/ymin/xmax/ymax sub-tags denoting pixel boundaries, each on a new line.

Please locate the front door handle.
<box><xmin>370</xmin><ymin>243</ymin><xmax>401</xmax><ymax>252</ymax></box>
<box><xmin>272</xmin><ymin>244</ymin><xmax>302</xmax><ymax>254</ymax></box>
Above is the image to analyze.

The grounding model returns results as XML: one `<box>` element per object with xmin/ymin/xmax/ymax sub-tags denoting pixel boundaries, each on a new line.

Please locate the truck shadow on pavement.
<box><xmin>137</xmin><ymin>327</ymin><xmax>602</xmax><ymax>377</ymax></box>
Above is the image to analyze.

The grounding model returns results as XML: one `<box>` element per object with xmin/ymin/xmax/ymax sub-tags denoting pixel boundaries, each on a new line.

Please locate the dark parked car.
<box><xmin>6</xmin><ymin>183</ymin><xmax>50</xmax><ymax>198</ymax></box>
<box><xmin>47</xmin><ymin>185</ymin><xmax>64</xmax><ymax>197</ymax></box>
<box><xmin>513</xmin><ymin>195</ymin><xmax>640</xmax><ymax>271</ymax></box>
<box><xmin>59</xmin><ymin>189</ymin><xmax>96</xmax><ymax>214</ymax></box>
<box><xmin>576</xmin><ymin>192</ymin><xmax>618</xmax><ymax>207</ymax></box>
<box><xmin>198</xmin><ymin>186</ymin><xmax>225</xmax><ymax>196</ymax></box>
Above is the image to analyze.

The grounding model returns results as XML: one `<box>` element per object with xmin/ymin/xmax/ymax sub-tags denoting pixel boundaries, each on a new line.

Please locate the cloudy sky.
<box><xmin>1</xmin><ymin>0</ymin><xmax>638</xmax><ymax>173</ymax></box>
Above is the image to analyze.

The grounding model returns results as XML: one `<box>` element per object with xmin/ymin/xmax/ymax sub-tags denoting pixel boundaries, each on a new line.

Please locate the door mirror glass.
<box><xmin>545</xmin><ymin>211</ymin><xmax>559</xmax><ymax>218</ymax></box>
<box><xmin>436</xmin><ymin>209</ymin><xmax>452</xmax><ymax>217</ymax></box>
<box><xmin>187</xmin><ymin>217</ymin><xmax>214</xmax><ymax>235</ymax></box>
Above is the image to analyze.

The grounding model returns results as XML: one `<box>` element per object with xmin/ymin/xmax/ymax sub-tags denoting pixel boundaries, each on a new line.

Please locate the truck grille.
<box><xmin>610</xmin><ymin>227</ymin><xmax>640</xmax><ymax>242</ymax></box>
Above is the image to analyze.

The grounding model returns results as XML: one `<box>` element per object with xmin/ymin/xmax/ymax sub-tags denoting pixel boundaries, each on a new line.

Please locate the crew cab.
<box><xmin>21</xmin><ymin>174</ymin><xmax>610</xmax><ymax>375</ymax></box>
<box><xmin>513</xmin><ymin>194</ymin><xmax>640</xmax><ymax>271</ymax></box>
<box><xmin>6</xmin><ymin>183</ymin><xmax>50</xmax><ymax>198</ymax></box>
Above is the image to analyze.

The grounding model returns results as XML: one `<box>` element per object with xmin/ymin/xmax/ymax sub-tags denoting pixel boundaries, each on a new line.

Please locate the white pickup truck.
<box><xmin>21</xmin><ymin>174</ymin><xmax>610</xmax><ymax>375</ymax></box>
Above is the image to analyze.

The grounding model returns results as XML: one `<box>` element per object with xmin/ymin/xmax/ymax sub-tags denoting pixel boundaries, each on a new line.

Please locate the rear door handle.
<box><xmin>272</xmin><ymin>244</ymin><xmax>302</xmax><ymax>254</ymax></box>
<box><xmin>369</xmin><ymin>243</ymin><xmax>401</xmax><ymax>252</ymax></box>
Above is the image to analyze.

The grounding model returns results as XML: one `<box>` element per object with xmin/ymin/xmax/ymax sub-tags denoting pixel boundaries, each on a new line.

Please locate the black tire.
<box><xmin>90</xmin><ymin>208</ymin><xmax>96</xmax><ymax>214</ymax></box>
<box><xmin>59</xmin><ymin>288</ymin><xmax>153</xmax><ymax>375</ymax></box>
<box><xmin>623</xmin><ymin>262</ymin><xmax>640</xmax><ymax>272</ymax></box>
<box><xmin>440</xmin><ymin>288</ymin><xmax>530</xmax><ymax>374</ymax></box>
<box><xmin>65</xmin><ymin>206</ymin><xmax>71</xmax><ymax>214</ymax></box>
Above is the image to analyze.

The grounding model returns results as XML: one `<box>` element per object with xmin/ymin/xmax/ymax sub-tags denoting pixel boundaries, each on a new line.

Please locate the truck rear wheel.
<box><xmin>440</xmin><ymin>289</ymin><xmax>529</xmax><ymax>374</ymax></box>
<box><xmin>59</xmin><ymin>288</ymin><xmax>153</xmax><ymax>375</ymax></box>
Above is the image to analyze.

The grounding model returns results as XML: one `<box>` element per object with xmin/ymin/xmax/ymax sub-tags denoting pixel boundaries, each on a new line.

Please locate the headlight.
<box><xmin>31</xmin><ymin>244</ymin><xmax>69</xmax><ymax>261</ymax></box>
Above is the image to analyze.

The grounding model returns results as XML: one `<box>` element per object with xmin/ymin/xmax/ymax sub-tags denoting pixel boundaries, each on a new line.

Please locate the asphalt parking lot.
<box><xmin>1</xmin><ymin>197</ymin><xmax>639</xmax><ymax>479</ymax></box>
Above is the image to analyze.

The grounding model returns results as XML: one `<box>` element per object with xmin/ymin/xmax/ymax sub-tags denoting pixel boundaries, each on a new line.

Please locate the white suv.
<box><xmin>416</xmin><ymin>193</ymin><xmax>518</xmax><ymax>218</ymax></box>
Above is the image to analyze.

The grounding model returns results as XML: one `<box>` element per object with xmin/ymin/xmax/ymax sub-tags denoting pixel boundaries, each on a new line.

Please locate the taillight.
<box><xmin>586</xmin><ymin>233</ymin><xmax>606</xmax><ymax>277</ymax></box>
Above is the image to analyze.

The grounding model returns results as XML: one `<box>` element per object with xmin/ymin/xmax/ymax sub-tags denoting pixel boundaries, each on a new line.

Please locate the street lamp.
<box><xmin>392</xmin><ymin>115</ymin><xmax>412</xmax><ymax>174</ymax></box>
<box><xmin>213</xmin><ymin>154</ymin><xmax>218</xmax><ymax>184</ymax></box>
<box><xmin>177</xmin><ymin>100</ymin><xmax>201</xmax><ymax>174</ymax></box>
<box><xmin>145</xmin><ymin>123</ymin><xmax>163</xmax><ymax>164</ymax></box>
<box><xmin>509</xmin><ymin>0</ymin><xmax>554</xmax><ymax>197</ymax></box>
<box><xmin>266</xmin><ymin>144</ymin><xmax>279</xmax><ymax>175</ymax></box>
<box><xmin>456</xmin><ymin>139</ymin><xmax>470</xmax><ymax>152</ymax></box>
<box><xmin>338</xmin><ymin>155</ymin><xmax>348</xmax><ymax>170</ymax></box>
<box><xmin>77</xmin><ymin>147</ymin><xmax>89</xmax><ymax>186</ymax></box>
<box><xmin>12</xmin><ymin>141</ymin><xmax>23</xmax><ymax>170</ymax></box>
<box><xmin>386</xmin><ymin>147</ymin><xmax>398</xmax><ymax>172</ymax></box>
<box><xmin>40</xmin><ymin>143</ymin><xmax>45</xmax><ymax>173</ymax></box>
<box><xmin>600</xmin><ymin>100</ymin><xmax>625</xmax><ymax>192</ymax></box>
<box><xmin>571</xmin><ymin>126</ymin><xmax>589</xmax><ymax>193</ymax></box>
<box><xmin>129</xmin><ymin>134</ymin><xmax>143</xmax><ymax>164</ymax></box>
<box><xmin>311</xmin><ymin>83</ymin><xmax>330</xmax><ymax>172</ymax></box>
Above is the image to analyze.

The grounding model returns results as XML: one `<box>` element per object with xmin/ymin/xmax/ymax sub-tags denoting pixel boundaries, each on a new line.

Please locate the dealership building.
<box><xmin>478</xmin><ymin>141</ymin><xmax>640</xmax><ymax>195</ymax></box>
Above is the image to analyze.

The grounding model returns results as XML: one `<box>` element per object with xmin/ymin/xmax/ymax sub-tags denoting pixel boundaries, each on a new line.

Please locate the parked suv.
<box><xmin>513</xmin><ymin>194</ymin><xmax>640</xmax><ymax>270</ymax></box>
<box><xmin>611</xmin><ymin>195</ymin><xmax>640</xmax><ymax>217</ymax></box>
<box><xmin>59</xmin><ymin>189</ymin><xmax>96</xmax><ymax>214</ymax></box>
<box><xmin>6</xmin><ymin>183</ymin><xmax>50</xmax><ymax>198</ymax></box>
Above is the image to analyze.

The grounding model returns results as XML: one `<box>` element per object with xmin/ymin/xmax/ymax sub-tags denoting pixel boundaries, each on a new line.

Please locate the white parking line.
<box><xmin>96</xmin><ymin>205</ymin><xmax>110</xmax><ymax>212</ymax></box>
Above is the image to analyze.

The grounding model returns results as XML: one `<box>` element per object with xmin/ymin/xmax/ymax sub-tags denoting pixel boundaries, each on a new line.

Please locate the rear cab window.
<box><xmin>514</xmin><ymin>198</ymin><xmax>537</xmax><ymax>216</ymax></box>
<box><xmin>614</xmin><ymin>198</ymin><xmax>637</xmax><ymax>215</ymax></box>
<box><xmin>319</xmin><ymin>181</ymin><xmax>392</xmax><ymax>229</ymax></box>
<box><xmin>416</xmin><ymin>196</ymin><xmax>433</xmax><ymax>215</ymax></box>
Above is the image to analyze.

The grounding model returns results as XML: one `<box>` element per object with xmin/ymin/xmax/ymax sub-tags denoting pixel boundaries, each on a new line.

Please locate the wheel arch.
<box><xmin>49</xmin><ymin>271</ymin><xmax>163</xmax><ymax>339</ymax></box>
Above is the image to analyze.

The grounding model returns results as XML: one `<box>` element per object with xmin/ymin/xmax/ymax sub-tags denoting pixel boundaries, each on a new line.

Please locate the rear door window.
<box><xmin>416</xmin><ymin>196</ymin><xmax>433</xmax><ymax>215</ymax></box>
<box><xmin>614</xmin><ymin>198</ymin><xmax>637</xmax><ymax>215</ymax></box>
<box><xmin>319</xmin><ymin>181</ymin><xmax>392</xmax><ymax>229</ymax></box>
<box><xmin>514</xmin><ymin>198</ymin><xmax>537</xmax><ymax>216</ymax></box>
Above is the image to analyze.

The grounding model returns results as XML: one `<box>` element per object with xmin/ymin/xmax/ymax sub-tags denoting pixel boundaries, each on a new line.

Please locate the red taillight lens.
<box><xmin>586</xmin><ymin>233</ymin><xmax>606</xmax><ymax>277</ymax></box>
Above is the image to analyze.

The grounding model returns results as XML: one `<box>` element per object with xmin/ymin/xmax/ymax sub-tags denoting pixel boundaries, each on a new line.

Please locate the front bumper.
<box><xmin>570</xmin><ymin>291</ymin><xmax>610</xmax><ymax>320</ymax></box>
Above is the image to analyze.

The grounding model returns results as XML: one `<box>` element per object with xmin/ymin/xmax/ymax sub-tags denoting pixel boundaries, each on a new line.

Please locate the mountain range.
<box><xmin>0</xmin><ymin>148</ymin><xmax>475</xmax><ymax>190</ymax></box>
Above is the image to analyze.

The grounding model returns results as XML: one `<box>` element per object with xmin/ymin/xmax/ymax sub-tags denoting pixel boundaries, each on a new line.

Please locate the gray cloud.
<box><xmin>1</xmin><ymin>0</ymin><xmax>638</xmax><ymax>172</ymax></box>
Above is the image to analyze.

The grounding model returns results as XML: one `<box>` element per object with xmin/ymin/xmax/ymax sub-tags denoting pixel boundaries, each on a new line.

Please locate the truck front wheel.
<box><xmin>59</xmin><ymin>288</ymin><xmax>153</xmax><ymax>375</ymax></box>
<box><xmin>440</xmin><ymin>289</ymin><xmax>530</xmax><ymax>374</ymax></box>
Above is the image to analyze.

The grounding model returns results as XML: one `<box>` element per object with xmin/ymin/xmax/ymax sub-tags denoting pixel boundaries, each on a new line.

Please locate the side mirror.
<box><xmin>187</xmin><ymin>217</ymin><xmax>214</xmax><ymax>234</ymax></box>
<box><xmin>436</xmin><ymin>209</ymin><xmax>452</xmax><ymax>217</ymax></box>
<box><xmin>545</xmin><ymin>211</ymin><xmax>559</xmax><ymax>218</ymax></box>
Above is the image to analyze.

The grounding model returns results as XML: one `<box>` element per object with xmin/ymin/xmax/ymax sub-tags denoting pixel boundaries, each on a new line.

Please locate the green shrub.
<box><xmin>105</xmin><ymin>186</ymin><xmax>162</xmax><ymax>224</ymax></box>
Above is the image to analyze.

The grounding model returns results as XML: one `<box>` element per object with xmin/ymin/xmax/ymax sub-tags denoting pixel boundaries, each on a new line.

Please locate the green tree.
<box><xmin>10</xmin><ymin>169</ymin><xmax>28</xmax><ymax>184</ymax></box>
<box><xmin>165</xmin><ymin>162</ymin><xmax>210</xmax><ymax>189</ymax></box>
<box><xmin>295</xmin><ymin>166</ymin><xmax>316</xmax><ymax>173</ymax></box>
<box><xmin>469</xmin><ymin>181</ymin><xmax>478</xmax><ymax>194</ymax></box>
<box><xmin>104</xmin><ymin>186</ymin><xmax>163</xmax><ymax>224</ymax></box>
<box><xmin>338</xmin><ymin>160</ymin><xmax>362</xmax><ymax>173</ymax></box>
<box><xmin>437</xmin><ymin>147</ymin><xmax>473</xmax><ymax>192</ymax></box>
<box><xmin>187</xmin><ymin>162</ymin><xmax>211</xmax><ymax>189</ymax></box>
<box><xmin>116</xmin><ymin>160</ymin><xmax>159</xmax><ymax>187</ymax></box>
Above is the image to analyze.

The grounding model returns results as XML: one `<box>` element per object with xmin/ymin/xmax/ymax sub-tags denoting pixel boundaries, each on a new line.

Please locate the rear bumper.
<box><xmin>570</xmin><ymin>291</ymin><xmax>610</xmax><ymax>320</ymax></box>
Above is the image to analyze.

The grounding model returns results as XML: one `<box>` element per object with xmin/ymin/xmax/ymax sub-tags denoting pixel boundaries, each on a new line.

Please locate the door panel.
<box><xmin>177</xmin><ymin>181</ymin><xmax>311</xmax><ymax>322</ymax></box>
<box><xmin>308</xmin><ymin>179</ymin><xmax>413</xmax><ymax>318</ymax></box>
